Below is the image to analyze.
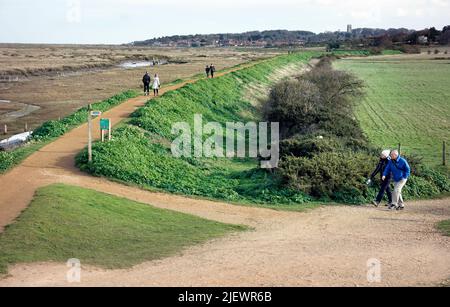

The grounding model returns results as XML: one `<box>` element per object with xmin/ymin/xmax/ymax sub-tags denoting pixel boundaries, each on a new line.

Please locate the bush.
<box><xmin>415</xmin><ymin>165</ymin><xmax>450</xmax><ymax>192</ymax></box>
<box><xmin>0</xmin><ymin>151</ymin><xmax>16</xmax><ymax>173</ymax></box>
<box><xmin>403</xmin><ymin>176</ymin><xmax>441</xmax><ymax>198</ymax></box>
<box><xmin>32</xmin><ymin>120</ymin><xmax>67</xmax><ymax>139</ymax></box>
<box><xmin>264</xmin><ymin>57</ymin><xmax>365</xmax><ymax>139</ymax></box>
<box><xmin>280</xmin><ymin>135</ymin><xmax>343</xmax><ymax>158</ymax></box>
<box><xmin>369</xmin><ymin>47</ymin><xmax>383</xmax><ymax>55</ymax></box>
<box><xmin>396</xmin><ymin>45</ymin><xmax>421</xmax><ymax>54</ymax></box>
<box><xmin>264</xmin><ymin>79</ymin><xmax>321</xmax><ymax>138</ymax></box>
<box><xmin>279</xmin><ymin>152</ymin><xmax>376</xmax><ymax>203</ymax></box>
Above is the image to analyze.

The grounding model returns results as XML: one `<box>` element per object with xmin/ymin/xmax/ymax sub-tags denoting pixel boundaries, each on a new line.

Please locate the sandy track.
<box><xmin>0</xmin><ymin>197</ymin><xmax>449</xmax><ymax>287</ymax></box>
<box><xmin>0</xmin><ymin>62</ymin><xmax>449</xmax><ymax>287</ymax></box>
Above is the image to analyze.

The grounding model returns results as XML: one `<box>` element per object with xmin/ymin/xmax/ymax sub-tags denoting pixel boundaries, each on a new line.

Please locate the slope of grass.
<box><xmin>335</xmin><ymin>57</ymin><xmax>450</xmax><ymax>168</ymax></box>
<box><xmin>437</xmin><ymin>220</ymin><xmax>450</xmax><ymax>237</ymax></box>
<box><xmin>76</xmin><ymin>52</ymin><xmax>320</xmax><ymax>206</ymax></box>
<box><xmin>0</xmin><ymin>184</ymin><xmax>246</xmax><ymax>275</ymax></box>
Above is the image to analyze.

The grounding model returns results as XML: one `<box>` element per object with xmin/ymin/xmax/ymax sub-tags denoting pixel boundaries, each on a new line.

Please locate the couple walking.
<box><xmin>142</xmin><ymin>72</ymin><xmax>161</xmax><ymax>96</ymax></box>
<box><xmin>368</xmin><ymin>150</ymin><xmax>411</xmax><ymax>210</ymax></box>
<box><xmin>205</xmin><ymin>64</ymin><xmax>216</xmax><ymax>78</ymax></box>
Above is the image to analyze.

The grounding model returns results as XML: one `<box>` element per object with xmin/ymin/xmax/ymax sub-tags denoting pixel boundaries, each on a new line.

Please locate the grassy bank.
<box><xmin>0</xmin><ymin>184</ymin><xmax>246</xmax><ymax>275</ymax></box>
<box><xmin>76</xmin><ymin>52</ymin><xmax>320</xmax><ymax>206</ymax></box>
<box><xmin>0</xmin><ymin>90</ymin><xmax>139</xmax><ymax>174</ymax></box>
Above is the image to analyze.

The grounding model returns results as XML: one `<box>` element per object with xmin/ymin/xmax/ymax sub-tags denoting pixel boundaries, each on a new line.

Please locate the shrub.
<box><xmin>396</xmin><ymin>45</ymin><xmax>421</xmax><ymax>54</ymax></box>
<box><xmin>280</xmin><ymin>135</ymin><xmax>343</xmax><ymax>158</ymax></box>
<box><xmin>279</xmin><ymin>152</ymin><xmax>376</xmax><ymax>203</ymax></box>
<box><xmin>264</xmin><ymin>57</ymin><xmax>365</xmax><ymax>140</ymax></box>
<box><xmin>403</xmin><ymin>176</ymin><xmax>441</xmax><ymax>198</ymax></box>
<box><xmin>415</xmin><ymin>165</ymin><xmax>450</xmax><ymax>192</ymax></box>
<box><xmin>32</xmin><ymin>120</ymin><xmax>67</xmax><ymax>139</ymax></box>
<box><xmin>264</xmin><ymin>79</ymin><xmax>321</xmax><ymax>138</ymax></box>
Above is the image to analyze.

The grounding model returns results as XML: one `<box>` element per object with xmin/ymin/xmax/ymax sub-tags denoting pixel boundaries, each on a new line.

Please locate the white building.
<box><xmin>347</xmin><ymin>24</ymin><xmax>353</xmax><ymax>33</ymax></box>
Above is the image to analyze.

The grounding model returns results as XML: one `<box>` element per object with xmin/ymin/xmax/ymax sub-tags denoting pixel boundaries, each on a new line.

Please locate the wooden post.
<box><xmin>88</xmin><ymin>105</ymin><xmax>93</xmax><ymax>163</ymax></box>
<box><xmin>3</xmin><ymin>124</ymin><xmax>7</xmax><ymax>135</ymax></box>
<box><xmin>24</xmin><ymin>122</ymin><xmax>28</xmax><ymax>132</ymax></box>
<box><xmin>398</xmin><ymin>143</ymin><xmax>402</xmax><ymax>155</ymax></box>
<box><xmin>444</xmin><ymin>141</ymin><xmax>447</xmax><ymax>166</ymax></box>
<box><xmin>108</xmin><ymin>120</ymin><xmax>112</xmax><ymax>141</ymax></box>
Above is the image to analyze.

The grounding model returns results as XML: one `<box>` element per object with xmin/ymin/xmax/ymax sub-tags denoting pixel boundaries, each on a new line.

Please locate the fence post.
<box><xmin>88</xmin><ymin>104</ymin><xmax>93</xmax><ymax>163</ymax></box>
<box><xmin>444</xmin><ymin>141</ymin><xmax>447</xmax><ymax>166</ymax></box>
<box><xmin>24</xmin><ymin>122</ymin><xmax>28</xmax><ymax>132</ymax></box>
<box><xmin>3</xmin><ymin>124</ymin><xmax>6</xmax><ymax>135</ymax></box>
<box><xmin>398</xmin><ymin>143</ymin><xmax>402</xmax><ymax>155</ymax></box>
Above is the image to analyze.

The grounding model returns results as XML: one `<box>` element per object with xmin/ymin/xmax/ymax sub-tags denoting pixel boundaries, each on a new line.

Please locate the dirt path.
<box><xmin>0</xmin><ymin>195</ymin><xmax>449</xmax><ymax>287</ymax></box>
<box><xmin>0</xmin><ymin>61</ymin><xmax>449</xmax><ymax>287</ymax></box>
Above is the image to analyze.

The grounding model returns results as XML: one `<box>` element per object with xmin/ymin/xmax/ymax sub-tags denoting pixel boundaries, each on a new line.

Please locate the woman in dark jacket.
<box><xmin>368</xmin><ymin>150</ymin><xmax>392</xmax><ymax>207</ymax></box>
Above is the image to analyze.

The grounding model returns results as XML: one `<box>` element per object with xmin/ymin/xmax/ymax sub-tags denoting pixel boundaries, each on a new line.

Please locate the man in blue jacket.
<box><xmin>382</xmin><ymin>150</ymin><xmax>411</xmax><ymax>211</ymax></box>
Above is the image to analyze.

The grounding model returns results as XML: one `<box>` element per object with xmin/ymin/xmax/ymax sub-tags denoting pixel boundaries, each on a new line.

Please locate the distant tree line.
<box><xmin>129</xmin><ymin>26</ymin><xmax>450</xmax><ymax>48</ymax></box>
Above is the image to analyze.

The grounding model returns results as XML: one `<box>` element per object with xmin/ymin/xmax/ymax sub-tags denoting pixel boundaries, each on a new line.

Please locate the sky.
<box><xmin>0</xmin><ymin>0</ymin><xmax>449</xmax><ymax>44</ymax></box>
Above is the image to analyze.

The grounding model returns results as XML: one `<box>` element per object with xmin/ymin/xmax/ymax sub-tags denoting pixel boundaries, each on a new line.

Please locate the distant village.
<box><xmin>130</xmin><ymin>26</ymin><xmax>450</xmax><ymax>49</ymax></box>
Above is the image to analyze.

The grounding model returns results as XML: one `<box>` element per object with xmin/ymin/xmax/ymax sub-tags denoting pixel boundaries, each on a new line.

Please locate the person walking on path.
<box><xmin>152</xmin><ymin>74</ymin><xmax>161</xmax><ymax>96</ymax></box>
<box><xmin>368</xmin><ymin>150</ymin><xmax>393</xmax><ymax>207</ymax></box>
<box><xmin>142</xmin><ymin>71</ymin><xmax>151</xmax><ymax>96</ymax></box>
<box><xmin>210</xmin><ymin>64</ymin><xmax>216</xmax><ymax>78</ymax></box>
<box><xmin>382</xmin><ymin>150</ymin><xmax>411</xmax><ymax>210</ymax></box>
<box><xmin>205</xmin><ymin>65</ymin><xmax>211</xmax><ymax>78</ymax></box>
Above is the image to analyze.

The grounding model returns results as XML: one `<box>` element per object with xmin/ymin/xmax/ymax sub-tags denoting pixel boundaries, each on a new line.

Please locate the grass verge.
<box><xmin>0</xmin><ymin>184</ymin><xmax>246</xmax><ymax>275</ymax></box>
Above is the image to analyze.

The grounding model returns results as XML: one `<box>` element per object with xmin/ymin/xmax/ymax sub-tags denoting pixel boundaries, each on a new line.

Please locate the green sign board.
<box><xmin>100</xmin><ymin>119</ymin><xmax>111</xmax><ymax>131</ymax></box>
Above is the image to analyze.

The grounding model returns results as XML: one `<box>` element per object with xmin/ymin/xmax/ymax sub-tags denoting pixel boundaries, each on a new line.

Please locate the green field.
<box><xmin>335</xmin><ymin>57</ymin><xmax>450</xmax><ymax>168</ymax></box>
<box><xmin>0</xmin><ymin>184</ymin><xmax>246</xmax><ymax>274</ymax></box>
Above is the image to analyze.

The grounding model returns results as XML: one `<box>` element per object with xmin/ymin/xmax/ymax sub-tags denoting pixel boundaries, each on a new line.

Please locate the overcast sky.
<box><xmin>0</xmin><ymin>0</ymin><xmax>449</xmax><ymax>44</ymax></box>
